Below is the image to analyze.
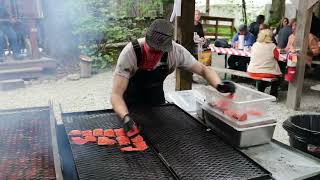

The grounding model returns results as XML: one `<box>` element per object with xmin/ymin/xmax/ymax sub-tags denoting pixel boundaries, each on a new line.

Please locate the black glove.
<box><xmin>123</xmin><ymin>114</ymin><xmax>137</xmax><ymax>132</ymax></box>
<box><xmin>216</xmin><ymin>80</ymin><xmax>236</xmax><ymax>94</ymax></box>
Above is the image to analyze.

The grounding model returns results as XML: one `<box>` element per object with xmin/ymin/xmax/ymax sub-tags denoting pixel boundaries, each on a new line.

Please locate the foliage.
<box><xmin>66</xmin><ymin>0</ymin><xmax>169</xmax><ymax>69</ymax></box>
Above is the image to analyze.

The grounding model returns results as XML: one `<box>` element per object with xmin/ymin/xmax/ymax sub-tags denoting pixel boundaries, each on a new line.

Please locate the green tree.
<box><xmin>268</xmin><ymin>0</ymin><xmax>285</xmax><ymax>26</ymax></box>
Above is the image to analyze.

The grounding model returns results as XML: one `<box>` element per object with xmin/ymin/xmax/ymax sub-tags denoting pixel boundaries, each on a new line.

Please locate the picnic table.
<box><xmin>209</xmin><ymin>45</ymin><xmax>288</xmax><ymax>67</ymax></box>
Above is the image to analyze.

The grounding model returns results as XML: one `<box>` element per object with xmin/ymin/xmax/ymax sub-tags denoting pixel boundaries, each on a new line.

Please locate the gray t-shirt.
<box><xmin>277</xmin><ymin>26</ymin><xmax>292</xmax><ymax>49</ymax></box>
<box><xmin>115</xmin><ymin>38</ymin><xmax>198</xmax><ymax>79</ymax></box>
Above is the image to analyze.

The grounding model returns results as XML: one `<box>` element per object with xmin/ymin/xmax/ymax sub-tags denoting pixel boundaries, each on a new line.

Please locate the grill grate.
<box><xmin>0</xmin><ymin>108</ymin><xmax>56</xmax><ymax>179</ymax></box>
<box><xmin>130</xmin><ymin>105</ymin><xmax>271</xmax><ymax>180</ymax></box>
<box><xmin>62</xmin><ymin>105</ymin><xmax>271</xmax><ymax>180</ymax></box>
<box><xmin>63</xmin><ymin>111</ymin><xmax>174</xmax><ymax>180</ymax></box>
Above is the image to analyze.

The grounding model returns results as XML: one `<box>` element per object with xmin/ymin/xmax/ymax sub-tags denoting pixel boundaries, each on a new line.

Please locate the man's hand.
<box><xmin>123</xmin><ymin>114</ymin><xmax>137</xmax><ymax>133</ymax></box>
<box><xmin>216</xmin><ymin>80</ymin><xmax>236</xmax><ymax>94</ymax></box>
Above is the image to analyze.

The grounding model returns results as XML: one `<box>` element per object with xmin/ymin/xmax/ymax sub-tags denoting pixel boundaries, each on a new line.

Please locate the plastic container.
<box><xmin>165</xmin><ymin>90</ymin><xmax>205</xmax><ymax>116</ymax></box>
<box><xmin>200</xmin><ymin>84</ymin><xmax>276</xmax><ymax>123</ymax></box>
<box><xmin>283</xmin><ymin>115</ymin><xmax>320</xmax><ymax>158</ymax></box>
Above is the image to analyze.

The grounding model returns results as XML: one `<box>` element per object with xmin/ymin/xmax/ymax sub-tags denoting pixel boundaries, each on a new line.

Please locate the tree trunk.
<box><xmin>206</xmin><ymin>0</ymin><xmax>210</xmax><ymax>15</ymax></box>
<box><xmin>268</xmin><ymin>0</ymin><xmax>285</xmax><ymax>26</ymax></box>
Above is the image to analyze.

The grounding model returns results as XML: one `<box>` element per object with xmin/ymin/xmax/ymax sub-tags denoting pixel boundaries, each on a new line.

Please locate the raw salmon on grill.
<box><xmin>131</xmin><ymin>135</ymin><xmax>144</xmax><ymax>143</ymax></box>
<box><xmin>114</xmin><ymin>128</ymin><xmax>126</xmax><ymax>137</ymax></box>
<box><xmin>68</xmin><ymin>130</ymin><xmax>82</xmax><ymax>136</ymax></box>
<box><xmin>98</xmin><ymin>137</ymin><xmax>117</xmax><ymax>145</ymax></box>
<box><xmin>71</xmin><ymin>137</ymin><xmax>88</xmax><ymax>145</ymax></box>
<box><xmin>120</xmin><ymin>146</ymin><xmax>140</xmax><ymax>152</ymax></box>
<box><xmin>127</xmin><ymin>127</ymin><xmax>140</xmax><ymax>137</ymax></box>
<box><xmin>84</xmin><ymin>135</ymin><xmax>97</xmax><ymax>142</ymax></box>
<box><xmin>116</xmin><ymin>136</ymin><xmax>130</xmax><ymax>146</ymax></box>
<box><xmin>81</xmin><ymin>130</ymin><xmax>93</xmax><ymax>136</ymax></box>
<box><xmin>103</xmin><ymin>129</ymin><xmax>115</xmax><ymax>137</ymax></box>
<box><xmin>134</xmin><ymin>141</ymin><xmax>148</xmax><ymax>151</ymax></box>
<box><xmin>93</xmin><ymin>129</ymin><xmax>104</xmax><ymax>136</ymax></box>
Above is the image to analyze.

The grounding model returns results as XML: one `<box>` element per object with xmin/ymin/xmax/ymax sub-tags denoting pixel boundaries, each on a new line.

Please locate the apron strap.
<box><xmin>132</xmin><ymin>39</ymin><xmax>142</xmax><ymax>66</ymax></box>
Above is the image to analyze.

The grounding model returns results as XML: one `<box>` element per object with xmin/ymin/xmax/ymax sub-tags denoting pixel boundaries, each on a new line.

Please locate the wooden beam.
<box><xmin>286</xmin><ymin>2</ymin><xmax>314</xmax><ymax>110</ymax></box>
<box><xmin>308</xmin><ymin>0</ymin><xmax>319</xmax><ymax>9</ymax></box>
<box><xmin>175</xmin><ymin>0</ymin><xmax>195</xmax><ymax>91</ymax></box>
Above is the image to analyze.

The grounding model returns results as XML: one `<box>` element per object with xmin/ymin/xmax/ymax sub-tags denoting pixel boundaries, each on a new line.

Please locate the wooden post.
<box><xmin>286</xmin><ymin>1</ymin><xmax>316</xmax><ymax>110</ymax></box>
<box><xmin>175</xmin><ymin>0</ymin><xmax>195</xmax><ymax>91</ymax></box>
<box><xmin>206</xmin><ymin>0</ymin><xmax>210</xmax><ymax>15</ymax></box>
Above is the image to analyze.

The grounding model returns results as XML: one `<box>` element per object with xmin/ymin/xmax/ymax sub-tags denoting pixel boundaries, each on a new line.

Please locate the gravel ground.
<box><xmin>0</xmin><ymin>56</ymin><xmax>319</xmax><ymax>145</ymax></box>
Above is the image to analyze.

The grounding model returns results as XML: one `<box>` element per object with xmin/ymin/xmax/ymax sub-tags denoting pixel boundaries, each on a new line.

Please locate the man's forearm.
<box><xmin>202</xmin><ymin>66</ymin><xmax>221</xmax><ymax>88</ymax></box>
<box><xmin>111</xmin><ymin>94</ymin><xmax>129</xmax><ymax>120</ymax></box>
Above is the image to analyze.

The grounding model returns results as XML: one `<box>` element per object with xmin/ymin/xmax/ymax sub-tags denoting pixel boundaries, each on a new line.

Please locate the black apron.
<box><xmin>123</xmin><ymin>40</ymin><xmax>170</xmax><ymax>107</ymax></box>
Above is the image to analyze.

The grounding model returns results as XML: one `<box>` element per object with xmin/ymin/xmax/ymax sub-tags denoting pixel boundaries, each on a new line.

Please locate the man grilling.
<box><xmin>111</xmin><ymin>19</ymin><xmax>236</xmax><ymax>132</ymax></box>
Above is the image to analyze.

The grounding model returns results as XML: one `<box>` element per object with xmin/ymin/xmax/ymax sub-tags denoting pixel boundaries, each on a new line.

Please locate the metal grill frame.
<box><xmin>0</xmin><ymin>105</ymin><xmax>62</xmax><ymax>180</ymax></box>
<box><xmin>61</xmin><ymin>104</ymin><xmax>272</xmax><ymax>180</ymax></box>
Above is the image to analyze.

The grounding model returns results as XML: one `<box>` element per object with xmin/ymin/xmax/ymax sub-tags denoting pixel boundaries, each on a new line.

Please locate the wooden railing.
<box><xmin>200</xmin><ymin>16</ymin><xmax>236</xmax><ymax>40</ymax></box>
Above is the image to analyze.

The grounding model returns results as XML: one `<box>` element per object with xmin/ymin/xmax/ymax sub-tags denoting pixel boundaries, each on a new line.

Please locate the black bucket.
<box><xmin>283</xmin><ymin>115</ymin><xmax>320</xmax><ymax>158</ymax></box>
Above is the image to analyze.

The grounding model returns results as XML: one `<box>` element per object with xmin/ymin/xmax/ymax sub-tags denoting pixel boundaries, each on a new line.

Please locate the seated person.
<box><xmin>249</xmin><ymin>15</ymin><xmax>265</xmax><ymax>38</ymax></box>
<box><xmin>286</xmin><ymin>18</ymin><xmax>319</xmax><ymax>65</ymax></box>
<box><xmin>11</xmin><ymin>16</ymin><xmax>28</xmax><ymax>54</ymax></box>
<box><xmin>276</xmin><ymin>18</ymin><xmax>293</xmax><ymax>49</ymax></box>
<box><xmin>228</xmin><ymin>24</ymin><xmax>256</xmax><ymax>72</ymax></box>
<box><xmin>193</xmin><ymin>10</ymin><xmax>207</xmax><ymax>57</ymax></box>
<box><xmin>0</xmin><ymin>6</ymin><xmax>22</xmax><ymax>60</ymax></box>
<box><xmin>247</xmin><ymin>29</ymin><xmax>282</xmax><ymax>97</ymax></box>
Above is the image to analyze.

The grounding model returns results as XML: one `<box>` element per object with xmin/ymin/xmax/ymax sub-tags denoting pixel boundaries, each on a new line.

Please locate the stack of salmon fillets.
<box><xmin>68</xmin><ymin>127</ymin><xmax>148</xmax><ymax>152</ymax></box>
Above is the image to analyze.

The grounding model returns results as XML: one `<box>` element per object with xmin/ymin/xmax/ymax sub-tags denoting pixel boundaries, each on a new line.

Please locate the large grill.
<box><xmin>62</xmin><ymin>105</ymin><xmax>272</xmax><ymax>180</ymax></box>
<box><xmin>0</xmin><ymin>107</ymin><xmax>58</xmax><ymax>179</ymax></box>
<box><xmin>62</xmin><ymin>110</ymin><xmax>174</xmax><ymax>180</ymax></box>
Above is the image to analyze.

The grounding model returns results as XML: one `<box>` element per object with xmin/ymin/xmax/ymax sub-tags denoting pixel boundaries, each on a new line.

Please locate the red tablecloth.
<box><xmin>210</xmin><ymin>45</ymin><xmax>288</xmax><ymax>62</ymax></box>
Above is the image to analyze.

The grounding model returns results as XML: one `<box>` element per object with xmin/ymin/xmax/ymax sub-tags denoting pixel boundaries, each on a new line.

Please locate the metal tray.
<box><xmin>202</xmin><ymin>102</ymin><xmax>276</xmax><ymax>129</ymax></box>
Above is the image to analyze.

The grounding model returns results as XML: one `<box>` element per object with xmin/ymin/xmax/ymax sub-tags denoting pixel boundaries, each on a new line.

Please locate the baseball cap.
<box><xmin>239</xmin><ymin>24</ymin><xmax>248</xmax><ymax>31</ymax></box>
<box><xmin>146</xmin><ymin>19</ymin><xmax>174</xmax><ymax>52</ymax></box>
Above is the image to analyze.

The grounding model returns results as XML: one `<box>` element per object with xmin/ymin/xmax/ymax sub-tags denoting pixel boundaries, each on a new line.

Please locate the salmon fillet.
<box><xmin>127</xmin><ymin>127</ymin><xmax>140</xmax><ymax>137</ymax></box>
<box><xmin>131</xmin><ymin>135</ymin><xmax>144</xmax><ymax>143</ymax></box>
<box><xmin>134</xmin><ymin>141</ymin><xmax>148</xmax><ymax>151</ymax></box>
<box><xmin>224</xmin><ymin>110</ymin><xmax>247</xmax><ymax>121</ymax></box>
<box><xmin>98</xmin><ymin>137</ymin><xmax>117</xmax><ymax>145</ymax></box>
<box><xmin>81</xmin><ymin>130</ymin><xmax>93</xmax><ymax>136</ymax></box>
<box><xmin>120</xmin><ymin>146</ymin><xmax>141</xmax><ymax>152</ymax></box>
<box><xmin>71</xmin><ymin>137</ymin><xmax>88</xmax><ymax>145</ymax></box>
<box><xmin>84</xmin><ymin>135</ymin><xmax>97</xmax><ymax>142</ymax></box>
<box><xmin>114</xmin><ymin>128</ymin><xmax>126</xmax><ymax>137</ymax></box>
<box><xmin>247</xmin><ymin>110</ymin><xmax>263</xmax><ymax>116</ymax></box>
<box><xmin>93</xmin><ymin>129</ymin><xmax>104</xmax><ymax>136</ymax></box>
<box><xmin>116</xmin><ymin>136</ymin><xmax>130</xmax><ymax>146</ymax></box>
<box><xmin>103</xmin><ymin>129</ymin><xmax>115</xmax><ymax>137</ymax></box>
<box><xmin>68</xmin><ymin>130</ymin><xmax>82</xmax><ymax>136</ymax></box>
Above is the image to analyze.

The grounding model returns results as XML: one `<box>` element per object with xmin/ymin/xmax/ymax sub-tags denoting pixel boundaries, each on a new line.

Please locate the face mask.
<box><xmin>141</xmin><ymin>43</ymin><xmax>163</xmax><ymax>70</ymax></box>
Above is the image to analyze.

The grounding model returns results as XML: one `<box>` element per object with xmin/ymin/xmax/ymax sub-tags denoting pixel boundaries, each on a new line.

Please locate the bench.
<box><xmin>211</xmin><ymin>67</ymin><xmax>277</xmax><ymax>82</ymax></box>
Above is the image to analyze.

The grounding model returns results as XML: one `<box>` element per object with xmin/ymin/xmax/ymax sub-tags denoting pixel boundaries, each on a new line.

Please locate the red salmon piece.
<box><xmin>131</xmin><ymin>135</ymin><xmax>144</xmax><ymax>143</ymax></box>
<box><xmin>68</xmin><ymin>130</ymin><xmax>82</xmax><ymax>136</ymax></box>
<box><xmin>93</xmin><ymin>129</ymin><xmax>104</xmax><ymax>136</ymax></box>
<box><xmin>103</xmin><ymin>129</ymin><xmax>115</xmax><ymax>137</ymax></box>
<box><xmin>134</xmin><ymin>141</ymin><xmax>148</xmax><ymax>151</ymax></box>
<box><xmin>81</xmin><ymin>130</ymin><xmax>93</xmax><ymax>136</ymax></box>
<box><xmin>98</xmin><ymin>137</ymin><xmax>117</xmax><ymax>145</ymax></box>
<box><xmin>71</xmin><ymin>137</ymin><xmax>88</xmax><ymax>145</ymax></box>
<box><xmin>224</xmin><ymin>110</ymin><xmax>248</xmax><ymax>121</ymax></box>
<box><xmin>116</xmin><ymin>136</ymin><xmax>130</xmax><ymax>146</ymax></box>
<box><xmin>247</xmin><ymin>110</ymin><xmax>263</xmax><ymax>116</ymax></box>
<box><xmin>120</xmin><ymin>146</ymin><xmax>140</xmax><ymax>152</ymax></box>
<box><xmin>114</xmin><ymin>128</ymin><xmax>126</xmax><ymax>137</ymax></box>
<box><xmin>127</xmin><ymin>127</ymin><xmax>140</xmax><ymax>137</ymax></box>
<box><xmin>84</xmin><ymin>135</ymin><xmax>97</xmax><ymax>142</ymax></box>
